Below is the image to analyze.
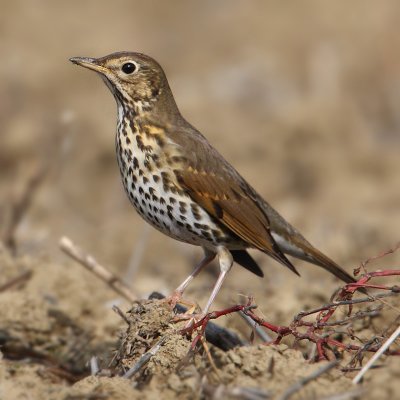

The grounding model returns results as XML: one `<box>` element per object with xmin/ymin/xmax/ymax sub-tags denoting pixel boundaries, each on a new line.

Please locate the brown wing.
<box><xmin>168</xmin><ymin>129</ymin><xmax>299</xmax><ymax>275</ymax></box>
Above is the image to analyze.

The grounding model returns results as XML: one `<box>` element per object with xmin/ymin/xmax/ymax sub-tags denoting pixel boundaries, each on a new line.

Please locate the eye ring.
<box><xmin>121</xmin><ymin>62</ymin><xmax>137</xmax><ymax>74</ymax></box>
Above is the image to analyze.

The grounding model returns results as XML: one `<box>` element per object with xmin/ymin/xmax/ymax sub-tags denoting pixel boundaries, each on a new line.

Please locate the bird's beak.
<box><xmin>69</xmin><ymin>57</ymin><xmax>109</xmax><ymax>74</ymax></box>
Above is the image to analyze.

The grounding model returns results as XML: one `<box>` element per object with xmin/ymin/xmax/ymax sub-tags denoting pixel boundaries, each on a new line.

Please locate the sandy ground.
<box><xmin>1</xmin><ymin>1</ymin><xmax>399</xmax><ymax>399</ymax></box>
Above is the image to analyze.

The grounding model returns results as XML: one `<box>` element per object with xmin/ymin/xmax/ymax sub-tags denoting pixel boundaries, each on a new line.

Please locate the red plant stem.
<box><xmin>180</xmin><ymin>268</ymin><xmax>400</xmax><ymax>361</ymax></box>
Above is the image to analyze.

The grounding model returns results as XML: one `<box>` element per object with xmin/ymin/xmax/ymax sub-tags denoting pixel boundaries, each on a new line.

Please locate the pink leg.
<box><xmin>169</xmin><ymin>249</ymin><xmax>216</xmax><ymax>306</ymax></box>
<box><xmin>202</xmin><ymin>247</ymin><xmax>233</xmax><ymax>314</ymax></box>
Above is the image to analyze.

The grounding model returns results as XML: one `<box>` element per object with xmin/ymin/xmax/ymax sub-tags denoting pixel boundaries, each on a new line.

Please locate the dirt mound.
<box><xmin>1</xmin><ymin>244</ymin><xmax>398</xmax><ymax>399</ymax></box>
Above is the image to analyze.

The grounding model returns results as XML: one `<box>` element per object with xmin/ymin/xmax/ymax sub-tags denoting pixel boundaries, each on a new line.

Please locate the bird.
<box><xmin>70</xmin><ymin>52</ymin><xmax>356</xmax><ymax>314</ymax></box>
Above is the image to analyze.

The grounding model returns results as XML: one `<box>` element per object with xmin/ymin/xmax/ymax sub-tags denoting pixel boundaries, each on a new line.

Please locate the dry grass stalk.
<box><xmin>59</xmin><ymin>236</ymin><xmax>137</xmax><ymax>303</ymax></box>
<box><xmin>1</xmin><ymin>164</ymin><xmax>47</xmax><ymax>253</ymax></box>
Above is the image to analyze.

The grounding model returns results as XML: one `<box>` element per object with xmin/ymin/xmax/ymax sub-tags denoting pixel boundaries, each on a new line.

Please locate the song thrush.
<box><xmin>70</xmin><ymin>52</ymin><xmax>356</xmax><ymax>313</ymax></box>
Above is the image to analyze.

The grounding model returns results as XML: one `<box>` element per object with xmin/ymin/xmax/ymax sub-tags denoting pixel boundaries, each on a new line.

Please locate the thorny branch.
<box><xmin>60</xmin><ymin>236</ymin><xmax>399</xmax><ymax>381</ymax></box>
<box><xmin>183</xmin><ymin>245</ymin><xmax>400</xmax><ymax>367</ymax></box>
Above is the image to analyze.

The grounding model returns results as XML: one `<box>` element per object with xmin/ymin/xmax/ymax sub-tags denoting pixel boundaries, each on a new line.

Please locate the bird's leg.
<box><xmin>202</xmin><ymin>247</ymin><xmax>233</xmax><ymax>315</ymax></box>
<box><xmin>168</xmin><ymin>249</ymin><xmax>216</xmax><ymax>309</ymax></box>
<box><xmin>177</xmin><ymin>247</ymin><xmax>233</xmax><ymax>328</ymax></box>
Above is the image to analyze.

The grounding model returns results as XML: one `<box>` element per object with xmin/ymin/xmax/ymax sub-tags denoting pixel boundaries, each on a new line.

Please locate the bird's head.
<box><xmin>70</xmin><ymin>52</ymin><xmax>176</xmax><ymax>116</ymax></box>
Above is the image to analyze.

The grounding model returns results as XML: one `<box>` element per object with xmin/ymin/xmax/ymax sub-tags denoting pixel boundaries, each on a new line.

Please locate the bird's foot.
<box><xmin>164</xmin><ymin>290</ymin><xmax>182</xmax><ymax>309</ymax></box>
<box><xmin>164</xmin><ymin>290</ymin><xmax>198</xmax><ymax>314</ymax></box>
<box><xmin>163</xmin><ymin>291</ymin><xmax>209</xmax><ymax>331</ymax></box>
<box><xmin>175</xmin><ymin>311</ymin><xmax>207</xmax><ymax>331</ymax></box>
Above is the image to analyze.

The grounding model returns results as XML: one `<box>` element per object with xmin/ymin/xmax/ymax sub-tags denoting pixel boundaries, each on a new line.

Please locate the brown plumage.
<box><xmin>70</xmin><ymin>52</ymin><xmax>356</xmax><ymax>313</ymax></box>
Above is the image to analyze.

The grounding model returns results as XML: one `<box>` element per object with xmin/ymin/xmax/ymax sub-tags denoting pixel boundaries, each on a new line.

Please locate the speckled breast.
<box><xmin>115</xmin><ymin>114</ymin><xmax>240</xmax><ymax>250</ymax></box>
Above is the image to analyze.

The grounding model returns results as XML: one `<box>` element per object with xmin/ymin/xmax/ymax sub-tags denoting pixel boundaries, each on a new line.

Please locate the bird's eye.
<box><xmin>121</xmin><ymin>62</ymin><xmax>137</xmax><ymax>74</ymax></box>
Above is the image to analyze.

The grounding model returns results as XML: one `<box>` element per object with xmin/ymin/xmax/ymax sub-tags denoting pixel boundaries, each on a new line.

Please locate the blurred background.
<box><xmin>1</xmin><ymin>0</ymin><xmax>399</xmax><ymax>309</ymax></box>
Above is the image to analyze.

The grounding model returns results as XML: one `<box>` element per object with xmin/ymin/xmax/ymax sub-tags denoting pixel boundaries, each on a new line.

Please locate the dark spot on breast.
<box><xmin>153</xmin><ymin>174</ymin><xmax>160</xmax><ymax>183</ymax></box>
<box><xmin>145</xmin><ymin>193</ymin><xmax>150</xmax><ymax>200</ymax></box>
<box><xmin>192</xmin><ymin>211</ymin><xmax>201</xmax><ymax>221</ymax></box>
<box><xmin>129</xmin><ymin>120</ymin><xmax>137</xmax><ymax>133</ymax></box>
<box><xmin>154</xmin><ymin>135</ymin><xmax>165</xmax><ymax>147</ymax></box>
<box><xmin>126</xmin><ymin>137</ymin><xmax>131</xmax><ymax>144</ymax></box>
<box><xmin>190</xmin><ymin>204</ymin><xmax>202</xmax><ymax>220</ymax></box>
<box><xmin>201</xmin><ymin>230</ymin><xmax>211</xmax><ymax>240</ymax></box>
<box><xmin>146</xmin><ymin>163</ymin><xmax>153</xmax><ymax>173</ymax></box>
<box><xmin>139</xmin><ymin>187</ymin><xmax>144</xmax><ymax>195</ymax></box>
<box><xmin>179</xmin><ymin>201</ymin><xmax>187</xmax><ymax>214</ymax></box>
<box><xmin>177</xmin><ymin>221</ymin><xmax>184</xmax><ymax>227</ymax></box>
<box><xmin>138</xmin><ymin>169</ymin><xmax>144</xmax><ymax>176</ymax></box>
<box><xmin>159</xmin><ymin>209</ymin><xmax>165</xmax><ymax>215</ymax></box>
<box><xmin>136</xmin><ymin>135</ymin><xmax>144</xmax><ymax>150</ymax></box>
<box><xmin>212</xmin><ymin>229</ymin><xmax>223</xmax><ymax>240</ymax></box>
<box><xmin>133</xmin><ymin>157</ymin><xmax>139</xmax><ymax>169</ymax></box>
<box><xmin>152</xmin><ymin>194</ymin><xmax>158</xmax><ymax>202</ymax></box>
<box><xmin>131</xmin><ymin>181</ymin><xmax>136</xmax><ymax>190</ymax></box>
<box><xmin>159</xmin><ymin>197</ymin><xmax>166</xmax><ymax>205</ymax></box>
<box><xmin>167</xmin><ymin>205</ymin><xmax>173</xmax><ymax>213</ymax></box>
<box><xmin>143</xmin><ymin>176</ymin><xmax>149</xmax><ymax>184</ymax></box>
<box><xmin>172</xmin><ymin>156</ymin><xmax>185</xmax><ymax>163</ymax></box>
<box><xmin>161</xmin><ymin>171</ymin><xmax>169</xmax><ymax>181</ymax></box>
<box><xmin>169</xmin><ymin>197</ymin><xmax>176</xmax><ymax>204</ymax></box>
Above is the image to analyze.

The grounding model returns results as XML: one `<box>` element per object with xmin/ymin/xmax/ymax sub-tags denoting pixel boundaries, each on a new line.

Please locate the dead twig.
<box><xmin>59</xmin><ymin>236</ymin><xmax>137</xmax><ymax>303</ymax></box>
<box><xmin>123</xmin><ymin>336</ymin><xmax>168</xmax><ymax>379</ymax></box>
<box><xmin>357</xmin><ymin>241</ymin><xmax>400</xmax><ymax>274</ymax></box>
<box><xmin>279</xmin><ymin>360</ymin><xmax>338</xmax><ymax>400</ymax></box>
<box><xmin>202</xmin><ymin>379</ymin><xmax>271</xmax><ymax>400</ymax></box>
<box><xmin>239</xmin><ymin>310</ymin><xmax>273</xmax><ymax>342</ymax></box>
<box><xmin>2</xmin><ymin>164</ymin><xmax>47</xmax><ymax>253</ymax></box>
<box><xmin>112</xmin><ymin>305</ymin><xmax>130</xmax><ymax>325</ymax></box>
<box><xmin>0</xmin><ymin>270</ymin><xmax>32</xmax><ymax>292</ymax></box>
<box><xmin>180</xmin><ymin>266</ymin><xmax>400</xmax><ymax>361</ymax></box>
<box><xmin>352</xmin><ymin>324</ymin><xmax>400</xmax><ymax>384</ymax></box>
<box><xmin>318</xmin><ymin>389</ymin><xmax>364</xmax><ymax>400</ymax></box>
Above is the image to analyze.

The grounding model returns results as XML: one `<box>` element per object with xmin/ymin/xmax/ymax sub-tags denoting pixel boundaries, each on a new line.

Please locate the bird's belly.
<box><xmin>121</xmin><ymin>168</ymin><xmax>238</xmax><ymax>249</ymax></box>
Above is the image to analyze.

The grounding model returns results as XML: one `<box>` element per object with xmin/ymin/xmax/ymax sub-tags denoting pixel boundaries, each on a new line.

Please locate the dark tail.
<box><xmin>306</xmin><ymin>247</ymin><xmax>356</xmax><ymax>284</ymax></box>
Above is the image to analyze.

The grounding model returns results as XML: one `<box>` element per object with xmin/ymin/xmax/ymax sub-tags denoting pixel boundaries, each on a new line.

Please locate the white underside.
<box><xmin>271</xmin><ymin>232</ymin><xmax>306</xmax><ymax>258</ymax></box>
